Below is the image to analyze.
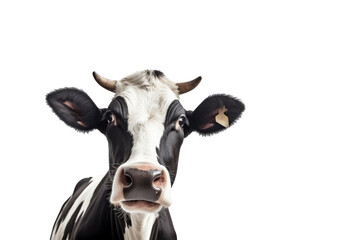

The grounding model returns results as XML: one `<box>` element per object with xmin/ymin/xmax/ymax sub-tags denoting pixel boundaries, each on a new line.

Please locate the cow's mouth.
<box><xmin>121</xmin><ymin>200</ymin><xmax>161</xmax><ymax>212</ymax></box>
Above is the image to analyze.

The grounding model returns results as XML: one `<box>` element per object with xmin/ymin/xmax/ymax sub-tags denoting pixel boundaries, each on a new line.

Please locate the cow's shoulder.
<box><xmin>51</xmin><ymin>176</ymin><xmax>108</xmax><ymax>240</ymax></box>
<box><xmin>73</xmin><ymin>177</ymin><xmax>92</xmax><ymax>194</ymax></box>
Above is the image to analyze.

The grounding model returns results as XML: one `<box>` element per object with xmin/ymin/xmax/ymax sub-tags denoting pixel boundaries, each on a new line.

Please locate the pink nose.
<box><xmin>120</xmin><ymin>167</ymin><xmax>165</xmax><ymax>202</ymax></box>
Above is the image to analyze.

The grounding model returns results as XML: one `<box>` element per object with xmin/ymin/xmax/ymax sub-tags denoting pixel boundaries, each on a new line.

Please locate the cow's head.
<box><xmin>46</xmin><ymin>70</ymin><xmax>245</xmax><ymax>214</ymax></box>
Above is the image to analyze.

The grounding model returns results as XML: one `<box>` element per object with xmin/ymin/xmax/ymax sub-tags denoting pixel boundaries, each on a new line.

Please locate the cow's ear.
<box><xmin>186</xmin><ymin>94</ymin><xmax>245</xmax><ymax>136</ymax></box>
<box><xmin>46</xmin><ymin>88</ymin><xmax>102</xmax><ymax>132</ymax></box>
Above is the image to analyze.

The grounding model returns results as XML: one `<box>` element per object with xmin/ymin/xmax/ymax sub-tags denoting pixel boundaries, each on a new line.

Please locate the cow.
<box><xmin>46</xmin><ymin>70</ymin><xmax>245</xmax><ymax>240</ymax></box>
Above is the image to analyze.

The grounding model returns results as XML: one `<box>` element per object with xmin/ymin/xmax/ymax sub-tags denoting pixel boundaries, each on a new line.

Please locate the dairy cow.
<box><xmin>46</xmin><ymin>70</ymin><xmax>245</xmax><ymax>240</ymax></box>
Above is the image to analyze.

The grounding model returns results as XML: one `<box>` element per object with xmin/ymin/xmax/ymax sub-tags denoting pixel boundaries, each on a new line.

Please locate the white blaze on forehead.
<box><xmin>109</xmin><ymin>71</ymin><xmax>178</xmax><ymax>209</ymax></box>
<box><xmin>115</xmin><ymin>71</ymin><xmax>179</xmax><ymax>164</ymax></box>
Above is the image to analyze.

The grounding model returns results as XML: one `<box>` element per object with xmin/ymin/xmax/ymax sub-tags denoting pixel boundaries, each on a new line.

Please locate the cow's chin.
<box><xmin>120</xmin><ymin>200</ymin><xmax>163</xmax><ymax>214</ymax></box>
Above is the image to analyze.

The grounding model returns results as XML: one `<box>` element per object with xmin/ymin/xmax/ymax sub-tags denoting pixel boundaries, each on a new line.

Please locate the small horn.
<box><xmin>92</xmin><ymin>71</ymin><xmax>117</xmax><ymax>92</ymax></box>
<box><xmin>176</xmin><ymin>76</ymin><xmax>202</xmax><ymax>94</ymax></box>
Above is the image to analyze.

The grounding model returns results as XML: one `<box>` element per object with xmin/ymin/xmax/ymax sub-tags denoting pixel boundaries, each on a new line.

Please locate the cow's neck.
<box><xmin>124</xmin><ymin>212</ymin><xmax>158</xmax><ymax>240</ymax></box>
<box><xmin>105</xmin><ymin>174</ymin><xmax>158</xmax><ymax>240</ymax></box>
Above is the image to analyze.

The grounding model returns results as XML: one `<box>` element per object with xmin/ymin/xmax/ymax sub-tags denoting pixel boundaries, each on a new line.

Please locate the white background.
<box><xmin>1</xmin><ymin>1</ymin><xmax>359</xmax><ymax>239</ymax></box>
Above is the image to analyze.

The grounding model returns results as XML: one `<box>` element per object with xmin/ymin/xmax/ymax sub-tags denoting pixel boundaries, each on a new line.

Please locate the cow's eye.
<box><xmin>178</xmin><ymin>115</ymin><xmax>187</xmax><ymax>128</ymax></box>
<box><xmin>106</xmin><ymin>113</ymin><xmax>116</xmax><ymax>126</ymax></box>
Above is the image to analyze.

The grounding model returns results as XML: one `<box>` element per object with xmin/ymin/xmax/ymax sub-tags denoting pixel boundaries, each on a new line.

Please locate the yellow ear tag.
<box><xmin>215</xmin><ymin>106</ymin><xmax>229</xmax><ymax>128</ymax></box>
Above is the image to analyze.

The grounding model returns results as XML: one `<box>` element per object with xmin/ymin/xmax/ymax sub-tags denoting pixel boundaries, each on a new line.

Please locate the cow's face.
<box><xmin>46</xmin><ymin>70</ymin><xmax>245</xmax><ymax>214</ymax></box>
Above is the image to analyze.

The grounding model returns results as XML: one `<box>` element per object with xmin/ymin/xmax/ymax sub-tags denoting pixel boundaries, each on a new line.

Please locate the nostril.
<box><xmin>152</xmin><ymin>171</ymin><xmax>165</xmax><ymax>189</ymax></box>
<box><xmin>121</xmin><ymin>169</ymin><xmax>133</xmax><ymax>188</ymax></box>
<box><xmin>124</xmin><ymin>175</ymin><xmax>132</xmax><ymax>187</ymax></box>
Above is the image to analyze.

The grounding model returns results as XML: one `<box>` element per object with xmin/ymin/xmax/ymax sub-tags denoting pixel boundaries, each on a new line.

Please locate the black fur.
<box><xmin>105</xmin><ymin>97</ymin><xmax>133</xmax><ymax>179</ymax></box>
<box><xmin>186</xmin><ymin>94</ymin><xmax>245</xmax><ymax>136</ymax></box>
<box><xmin>152</xmin><ymin>70</ymin><xmax>165</xmax><ymax>78</ymax></box>
<box><xmin>157</xmin><ymin>100</ymin><xmax>186</xmax><ymax>185</ymax></box>
<box><xmin>46</xmin><ymin>88</ymin><xmax>102</xmax><ymax>132</ymax></box>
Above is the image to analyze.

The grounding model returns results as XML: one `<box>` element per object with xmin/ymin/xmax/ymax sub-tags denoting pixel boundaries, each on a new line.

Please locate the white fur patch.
<box><xmin>110</xmin><ymin>71</ymin><xmax>178</xmax><ymax>209</ymax></box>
<box><xmin>124</xmin><ymin>213</ymin><xmax>158</xmax><ymax>240</ymax></box>
<box><xmin>116</xmin><ymin>71</ymin><xmax>178</xmax><ymax>165</ymax></box>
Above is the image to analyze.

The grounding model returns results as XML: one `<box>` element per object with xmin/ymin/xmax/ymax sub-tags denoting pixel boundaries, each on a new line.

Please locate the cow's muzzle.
<box><xmin>121</xmin><ymin>167</ymin><xmax>163</xmax><ymax>202</ymax></box>
<box><xmin>110</xmin><ymin>163</ymin><xmax>172</xmax><ymax>213</ymax></box>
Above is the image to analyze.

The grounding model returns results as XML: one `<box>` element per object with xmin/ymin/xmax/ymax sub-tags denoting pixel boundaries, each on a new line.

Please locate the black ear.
<box><xmin>46</xmin><ymin>88</ymin><xmax>102</xmax><ymax>132</ymax></box>
<box><xmin>186</xmin><ymin>94</ymin><xmax>245</xmax><ymax>136</ymax></box>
